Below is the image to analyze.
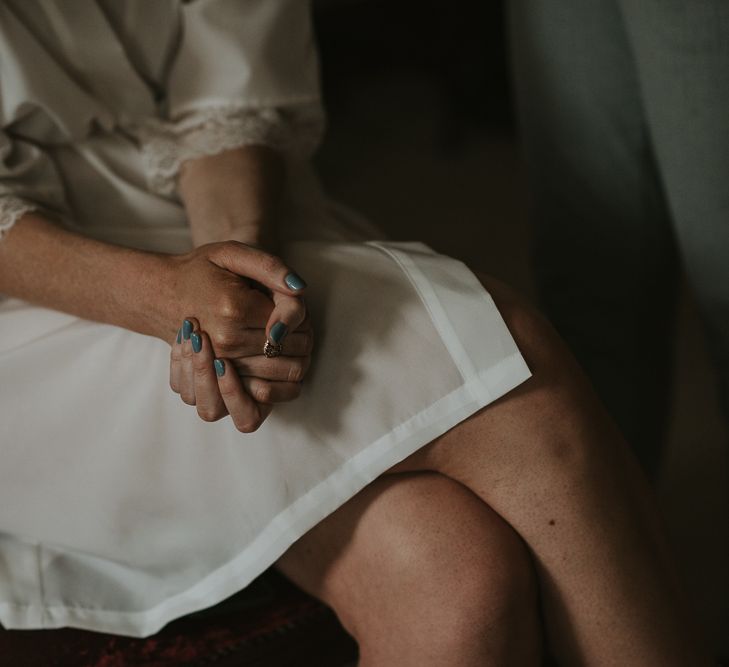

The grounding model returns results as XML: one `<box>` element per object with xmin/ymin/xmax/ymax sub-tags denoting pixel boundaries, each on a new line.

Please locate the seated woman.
<box><xmin>0</xmin><ymin>1</ymin><xmax>709</xmax><ymax>664</ymax></box>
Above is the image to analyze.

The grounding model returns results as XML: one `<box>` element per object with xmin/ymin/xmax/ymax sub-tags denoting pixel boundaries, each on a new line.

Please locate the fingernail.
<box><xmin>191</xmin><ymin>331</ymin><xmax>202</xmax><ymax>353</ymax></box>
<box><xmin>269</xmin><ymin>321</ymin><xmax>288</xmax><ymax>344</ymax></box>
<box><xmin>284</xmin><ymin>272</ymin><xmax>307</xmax><ymax>291</ymax></box>
<box><xmin>182</xmin><ymin>319</ymin><xmax>193</xmax><ymax>340</ymax></box>
<box><xmin>214</xmin><ymin>359</ymin><xmax>225</xmax><ymax>377</ymax></box>
<box><xmin>176</xmin><ymin>328</ymin><xmax>182</xmax><ymax>344</ymax></box>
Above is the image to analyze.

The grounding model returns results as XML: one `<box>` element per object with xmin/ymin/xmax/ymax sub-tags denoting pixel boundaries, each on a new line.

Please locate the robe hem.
<box><xmin>0</xmin><ymin>354</ymin><xmax>531</xmax><ymax>637</ymax></box>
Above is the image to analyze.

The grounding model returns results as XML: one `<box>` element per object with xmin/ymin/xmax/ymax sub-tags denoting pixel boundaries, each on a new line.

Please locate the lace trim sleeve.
<box><xmin>131</xmin><ymin>102</ymin><xmax>325</xmax><ymax>197</ymax></box>
<box><xmin>0</xmin><ymin>195</ymin><xmax>39</xmax><ymax>240</ymax></box>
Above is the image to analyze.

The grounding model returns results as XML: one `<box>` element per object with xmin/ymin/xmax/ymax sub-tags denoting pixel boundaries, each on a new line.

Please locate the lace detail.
<box><xmin>131</xmin><ymin>103</ymin><xmax>325</xmax><ymax>196</ymax></box>
<box><xmin>0</xmin><ymin>196</ymin><xmax>39</xmax><ymax>240</ymax></box>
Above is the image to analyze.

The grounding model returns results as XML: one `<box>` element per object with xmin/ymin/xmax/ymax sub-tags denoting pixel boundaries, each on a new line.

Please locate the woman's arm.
<box><xmin>0</xmin><ymin>213</ymin><xmax>179</xmax><ymax>341</ymax></box>
<box><xmin>0</xmin><ymin>212</ymin><xmax>306</xmax><ymax>346</ymax></box>
<box><xmin>177</xmin><ymin>145</ymin><xmax>285</xmax><ymax>252</ymax></box>
<box><xmin>0</xmin><ymin>143</ymin><xmax>295</xmax><ymax>342</ymax></box>
<box><xmin>0</xmin><ymin>213</ymin><xmax>309</xmax><ymax>432</ymax></box>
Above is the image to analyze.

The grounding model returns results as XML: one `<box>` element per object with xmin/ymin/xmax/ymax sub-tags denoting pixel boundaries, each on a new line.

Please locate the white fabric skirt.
<box><xmin>0</xmin><ymin>151</ymin><xmax>531</xmax><ymax>637</ymax></box>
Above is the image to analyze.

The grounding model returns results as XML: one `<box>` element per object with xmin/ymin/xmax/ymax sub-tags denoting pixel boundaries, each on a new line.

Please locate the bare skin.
<box><xmin>0</xmin><ymin>146</ymin><xmax>710</xmax><ymax>664</ymax></box>
<box><xmin>277</xmin><ymin>470</ymin><xmax>544</xmax><ymax>666</ymax></box>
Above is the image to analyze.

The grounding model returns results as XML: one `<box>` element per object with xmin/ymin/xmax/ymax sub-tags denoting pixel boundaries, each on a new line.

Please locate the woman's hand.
<box><xmin>168</xmin><ymin>146</ymin><xmax>310</xmax><ymax>430</ymax></box>
<box><xmin>165</xmin><ymin>241</ymin><xmax>313</xmax><ymax>431</ymax></box>
<box><xmin>167</xmin><ymin>240</ymin><xmax>310</xmax><ymax>356</ymax></box>
<box><xmin>169</xmin><ymin>318</ymin><xmax>309</xmax><ymax>432</ymax></box>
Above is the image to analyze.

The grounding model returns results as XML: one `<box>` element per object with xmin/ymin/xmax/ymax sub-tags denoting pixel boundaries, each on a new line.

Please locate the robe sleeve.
<box><xmin>0</xmin><ymin>3</ymin><xmax>73</xmax><ymax>240</ymax></box>
<box><xmin>134</xmin><ymin>0</ymin><xmax>325</xmax><ymax>197</ymax></box>
<box><xmin>0</xmin><ymin>127</ymin><xmax>67</xmax><ymax>239</ymax></box>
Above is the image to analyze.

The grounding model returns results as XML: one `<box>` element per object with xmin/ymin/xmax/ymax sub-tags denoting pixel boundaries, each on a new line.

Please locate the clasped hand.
<box><xmin>167</xmin><ymin>240</ymin><xmax>312</xmax><ymax>432</ymax></box>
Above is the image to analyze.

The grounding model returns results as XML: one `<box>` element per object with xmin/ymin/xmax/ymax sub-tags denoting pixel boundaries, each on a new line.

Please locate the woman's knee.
<box><xmin>475</xmin><ymin>273</ymin><xmax>585</xmax><ymax>385</ymax></box>
<box><xmin>319</xmin><ymin>473</ymin><xmax>539</xmax><ymax>652</ymax></box>
<box><xmin>481</xmin><ymin>276</ymin><xmax>629</xmax><ymax>469</ymax></box>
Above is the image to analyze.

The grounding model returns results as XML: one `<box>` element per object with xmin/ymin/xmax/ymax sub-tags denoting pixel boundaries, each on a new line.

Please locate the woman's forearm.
<box><xmin>0</xmin><ymin>214</ymin><xmax>178</xmax><ymax>340</ymax></box>
<box><xmin>0</xmin><ymin>145</ymin><xmax>286</xmax><ymax>340</ymax></box>
<box><xmin>177</xmin><ymin>145</ymin><xmax>285</xmax><ymax>251</ymax></box>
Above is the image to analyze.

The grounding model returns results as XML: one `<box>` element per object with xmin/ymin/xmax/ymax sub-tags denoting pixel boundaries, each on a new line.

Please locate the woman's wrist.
<box><xmin>118</xmin><ymin>249</ymin><xmax>181</xmax><ymax>341</ymax></box>
<box><xmin>188</xmin><ymin>215</ymin><xmax>279</xmax><ymax>253</ymax></box>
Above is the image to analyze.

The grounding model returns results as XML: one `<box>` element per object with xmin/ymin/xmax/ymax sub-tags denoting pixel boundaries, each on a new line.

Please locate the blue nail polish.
<box><xmin>176</xmin><ymin>328</ymin><xmax>182</xmax><ymax>344</ymax></box>
<box><xmin>191</xmin><ymin>332</ymin><xmax>202</xmax><ymax>353</ymax></box>
<box><xmin>269</xmin><ymin>321</ymin><xmax>288</xmax><ymax>344</ymax></box>
<box><xmin>284</xmin><ymin>272</ymin><xmax>307</xmax><ymax>291</ymax></box>
<box><xmin>182</xmin><ymin>319</ymin><xmax>193</xmax><ymax>340</ymax></box>
<box><xmin>214</xmin><ymin>359</ymin><xmax>225</xmax><ymax>377</ymax></box>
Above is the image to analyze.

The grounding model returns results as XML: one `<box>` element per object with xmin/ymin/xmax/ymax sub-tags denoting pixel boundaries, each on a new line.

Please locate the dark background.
<box><xmin>313</xmin><ymin>0</ymin><xmax>529</xmax><ymax>291</ymax></box>
<box><xmin>312</xmin><ymin>0</ymin><xmax>729</xmax><ymax>653</ymax></box>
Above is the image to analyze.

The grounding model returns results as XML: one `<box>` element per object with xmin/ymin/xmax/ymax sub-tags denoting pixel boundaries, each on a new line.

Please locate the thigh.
<box><xmin>509</xmin><ymin>0</ymin><xmax>679</xmax><ymax>473</ymax></box>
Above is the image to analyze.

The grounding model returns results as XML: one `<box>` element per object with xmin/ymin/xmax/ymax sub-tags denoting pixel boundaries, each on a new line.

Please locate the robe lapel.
<box><xmin>0</xmin><ymin>0</ymin><xmax>158</xmax><ymax>143</ymax></box>
<box><xmin>0</xmin><ymin>2</ymin><xmax>113</xmax><ymax>140</ymax></box>
<box><xmin>36</xmin><ymin>0</ymin><xmax>157</xmax><ymax>121</ymax></box>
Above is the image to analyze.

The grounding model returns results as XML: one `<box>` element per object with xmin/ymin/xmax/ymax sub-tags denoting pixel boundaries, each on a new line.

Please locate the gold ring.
<box><xmin>263</xmin><ymin>340</ymin><xmax>283</xmax><ymax>358</ymax></box>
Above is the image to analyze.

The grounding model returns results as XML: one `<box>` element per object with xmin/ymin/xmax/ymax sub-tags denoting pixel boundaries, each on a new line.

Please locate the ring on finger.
<box><xmin>263</xmin><ymin>340</ymin><xmax>283</xmax><ymax>358</ymax></box>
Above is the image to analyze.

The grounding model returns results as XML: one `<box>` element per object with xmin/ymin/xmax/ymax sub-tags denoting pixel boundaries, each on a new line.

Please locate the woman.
<box><xmin>0</xmin><ymin>1</ymin><xmax>709</xmax><ymax>664</ymax></box>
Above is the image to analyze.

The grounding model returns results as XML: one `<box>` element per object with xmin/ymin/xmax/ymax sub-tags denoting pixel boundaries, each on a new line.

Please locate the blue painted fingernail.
<box><xmin>182</xmin><ymin>319</ymin><xmax>193</xmax><ymax>340</ymax></box>
<box><xmin>214</xmin><ymin>359</ymin><xmax>225</xmax><ymax>377</ymax></box>
<box><xmin>191</xmin><ymin>332</ymin><xmax>202</xmax><ymax>353</ymax></box>
<box><xmin>176</xmin><ymin>328</ymin><xmax>182</xmax><ymax>344</ymax></box>
<box><xmin>269</xmin><ymin>321</ymin><xmax>288</xmax><ymax>344</ymax></box>
<box><xmin>284</xmin><ymin>272</ymin><xmax>307</xmax><ymax>291</ymax></box>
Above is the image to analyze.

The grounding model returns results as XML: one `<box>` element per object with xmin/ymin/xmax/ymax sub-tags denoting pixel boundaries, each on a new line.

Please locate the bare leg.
<box><xmin>386</xmin><ymin>276</ymin><xmax>709</xmax><ymax>666</ymax></box>
<box><xmin>277</xmin><ymin>274</ymin><xmax>707</xmax><ymax>664</ymax></box>
<box><xmin>277</xmin><ymin>471</ymin><xmax>542</xmax><ymax>666</ymax></box>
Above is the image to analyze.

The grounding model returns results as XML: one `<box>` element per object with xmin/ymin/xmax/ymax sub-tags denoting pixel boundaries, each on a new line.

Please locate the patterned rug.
<box><xmin>0</xmin><ymin>568</ymin><xmax>358</xmax><ymax>666</ymax></box>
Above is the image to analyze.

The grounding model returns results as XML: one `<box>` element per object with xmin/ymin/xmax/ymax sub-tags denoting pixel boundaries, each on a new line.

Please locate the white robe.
<box><xmin>0</xmin><ymin>0</ymin><xmax>531</xmax><ymax>637</ymax></box>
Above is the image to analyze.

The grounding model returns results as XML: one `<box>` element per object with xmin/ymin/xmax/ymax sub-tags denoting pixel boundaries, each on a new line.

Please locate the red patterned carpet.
<box><xmin>0</xmin><ymin>568</ymin><xmax>357</xmax><ymax>666</ymax></box>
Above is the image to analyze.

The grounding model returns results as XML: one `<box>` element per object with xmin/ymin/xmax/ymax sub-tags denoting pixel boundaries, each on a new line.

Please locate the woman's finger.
<box><xmin>231</xmin><ymin>354</ymin><xmax>311</xmax><ymax>383</ymax></box>
<box><xmin>179</xmin><ymin>317</ymin><xmax>199</xmax><ymax>405</ymax></box>
<box><xmin>191</xmin><ymin>330</ymin><xmax>228</xmax><ymax>422</ymax></box>
<box><xmin>170</xmin><ymin>325</ymin><xmax>183</xmax><ymax>393</ymax></box>
<box><xmin>264</xmin><ymin>292</ymin><xmax>308</xmax><ymax>352</ymax></box>
<box><xmin>213</xmin><ymin>358</ymin><xmax>265</xmax><ymax>433</ymax></box>
<box><xmin>241</xmin><ymin>377</ymin><xmax>302</xmax><ymax>405</ymax></box>
<box><xmin>209</xmin><ymin>241</ymin><xmax>307</xmax><ymax>297</ymax></box>
<box><xmin>222</xmin><ymin>328</ymin><xmax>313</xmax><ymax>359</ymax></box>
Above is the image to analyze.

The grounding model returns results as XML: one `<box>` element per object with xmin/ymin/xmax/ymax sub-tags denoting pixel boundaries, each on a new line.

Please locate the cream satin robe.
<box><xmin>0</xmin><ymin>0</ymin><xmax>530</xmax><ymax>637</ymax></box>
